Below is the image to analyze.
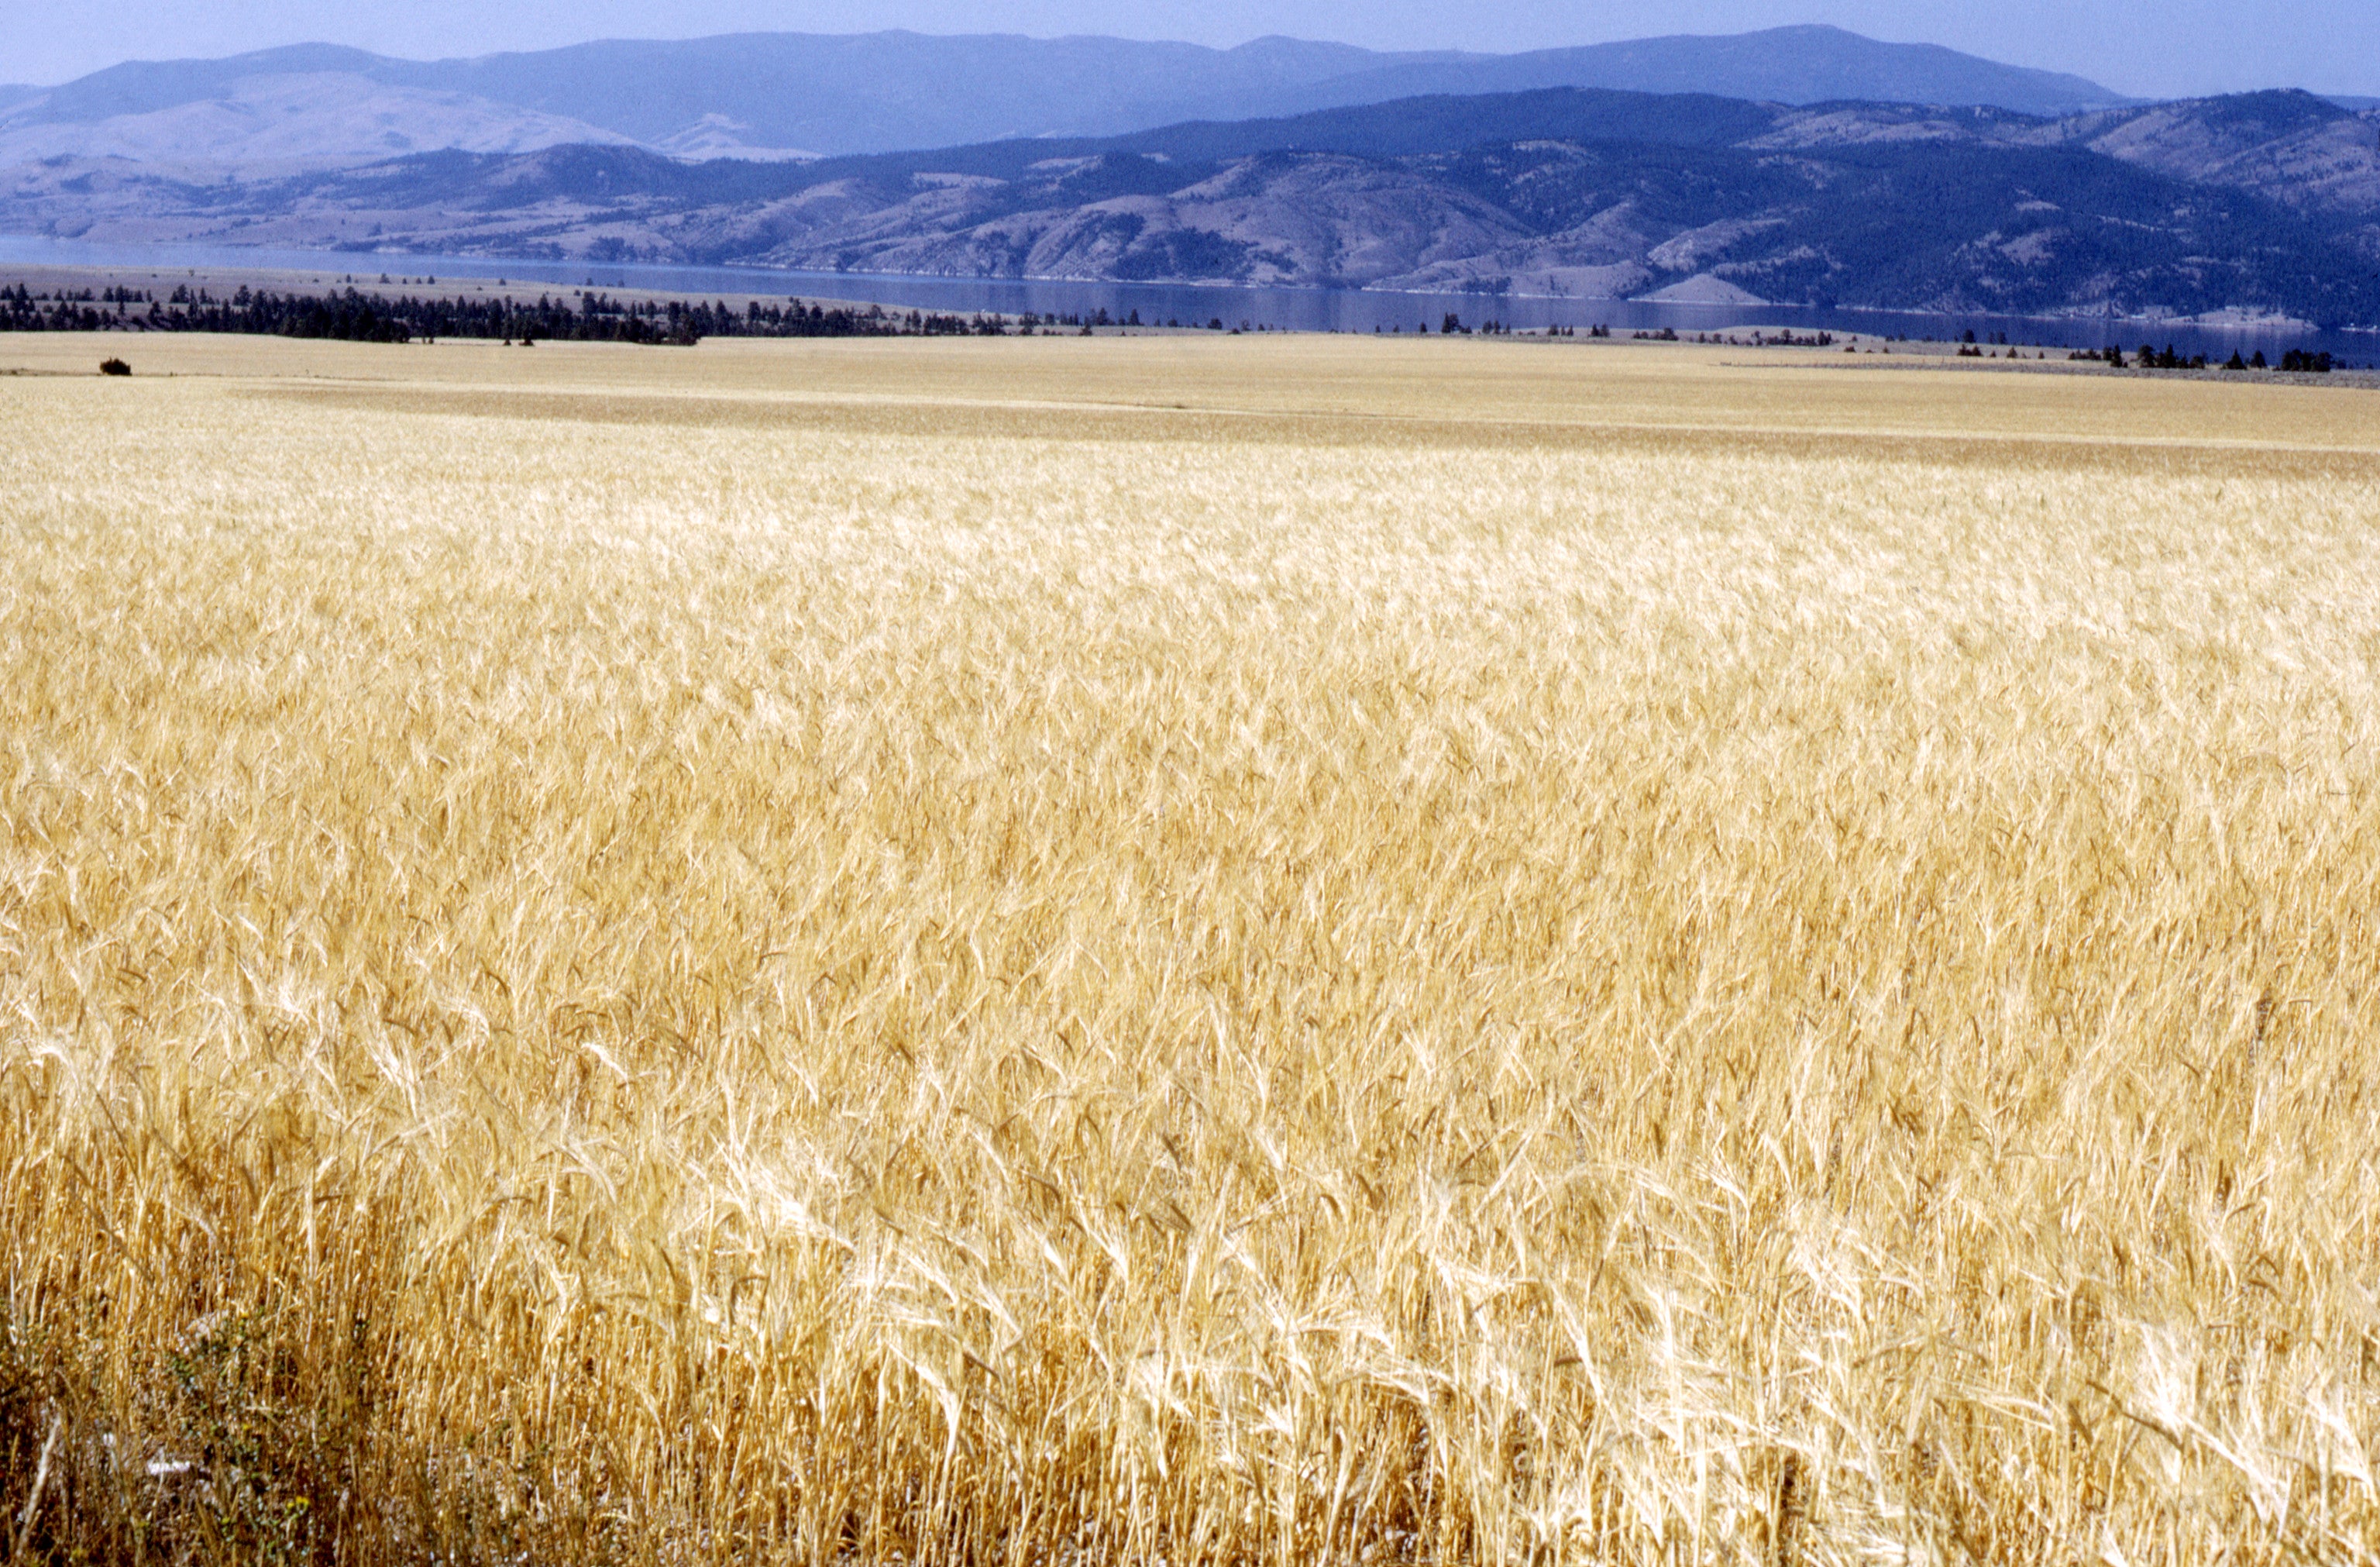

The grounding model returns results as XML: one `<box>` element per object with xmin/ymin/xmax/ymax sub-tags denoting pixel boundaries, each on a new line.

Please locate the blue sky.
<box><xmin>8</xmin><ymin>0</ymin><xmax>2373</xmax><ymax>99</ymax></box>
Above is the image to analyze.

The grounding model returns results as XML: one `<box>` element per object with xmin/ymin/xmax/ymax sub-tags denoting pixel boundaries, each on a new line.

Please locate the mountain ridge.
<box><xmin>0</xmin><ymin>26</ymin><xmax>2132</xmax><ymax>164</ymax></box>
<box><xmin>1191</xmin><ymin>27</ymin><xmax>2130</xmax><ymax>125</ymax></box>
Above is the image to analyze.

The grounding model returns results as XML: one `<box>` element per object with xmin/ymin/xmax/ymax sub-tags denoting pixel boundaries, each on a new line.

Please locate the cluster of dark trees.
<box><xmin>0</xmin><ymin>283</ymin><xmax>1019</xmax><ymax>344</ymax></box>
<box><xmin>1365</xmin><ymin>315</ymin><xmax>1587</xmax><ymax>335</ymax></box>
<box><xmin>1432</xmin><ymin>315</ymin><xmax>1539</xmax><ymax>335</ymax></box>
<box><xmin>1013</xmin><ymin>307</ymin><xmax>1282</xmax><ymax>332</ymax></box>
<box><xmin>1020</xmin><ymin>307</ymin><xmax>1148</xmax><ymax>329</ymax></box>
<box><xmin>2064</xmin><ymin>341</ymin><xmax>2339</xmax><ymax>373</ymax></box>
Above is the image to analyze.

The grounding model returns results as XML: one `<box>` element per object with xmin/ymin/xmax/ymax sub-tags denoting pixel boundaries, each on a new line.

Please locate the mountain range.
<box><xmin>9</xmin><ymin>81</ymin><xmax>2378</xmax><ymax>324</ymax></box>
<box><xmin>0</xmin><ymin>27</ymin><xmax>2132</xmax><ymax>167</ymax></box>
<box><xmin>5</xmin><ymin>28</ymin><xmax>2379</xmax><ymax>325</ymax></box>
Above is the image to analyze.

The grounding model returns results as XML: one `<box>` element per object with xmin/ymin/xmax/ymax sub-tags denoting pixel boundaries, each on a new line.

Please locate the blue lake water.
<box><xmin>5</xmin><ymin>232</ymin><xmax>2374</xmax><ymax>367</ymax></box>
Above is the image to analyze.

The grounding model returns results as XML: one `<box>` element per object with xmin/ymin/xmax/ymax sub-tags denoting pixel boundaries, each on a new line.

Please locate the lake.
<box><xmin>4</xmin><ymin>232</ymin><xmax>2372</xmax><ymax>367</ymax></box>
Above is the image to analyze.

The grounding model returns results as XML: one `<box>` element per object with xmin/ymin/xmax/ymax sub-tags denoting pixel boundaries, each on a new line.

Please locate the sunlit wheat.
<box><xmin>2</xmin><ymin>333</ymin><xmax>2377</xmax><ymax>1564</ymax></box>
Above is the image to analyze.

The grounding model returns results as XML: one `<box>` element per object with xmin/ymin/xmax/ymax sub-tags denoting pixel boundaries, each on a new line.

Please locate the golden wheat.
<box><xmin>3</xmin><ymin>331</ymin><xmax>2379</xmax><ymax>1564</ymax></box>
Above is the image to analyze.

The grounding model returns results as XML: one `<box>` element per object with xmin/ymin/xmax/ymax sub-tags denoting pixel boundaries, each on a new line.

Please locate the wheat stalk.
<box><xmin>0</xmin><ymin>333</ymin><xmax>2375</xmax><ymax>1563</ymax></box>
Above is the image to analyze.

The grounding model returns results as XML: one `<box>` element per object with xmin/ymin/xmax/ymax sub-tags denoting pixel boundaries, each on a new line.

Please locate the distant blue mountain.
<box><xmin>2</xmin><ymin>26</ymin><xmax>2130</xmax><ymax>160</ymax></box>
<box><xmin>1211</xmin><ymin>27</ymin><xmax>2132</xmax><ymax>122</ymax></box>
<box><xmin>4</xmin><ymin>43</ymin><xmax>390</xmax><ymax>123</ymax></box>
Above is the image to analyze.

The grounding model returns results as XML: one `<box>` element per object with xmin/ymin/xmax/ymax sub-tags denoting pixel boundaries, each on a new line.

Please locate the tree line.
<box><xmin>2066</xmin><ymin>342</ymin><xmax>2337</xmax><ymax>373</ymax></box>
<box><xmin>0</xmin><ymin>284</ymin><xmax>1025</xmax><ymax>344</ymax></box>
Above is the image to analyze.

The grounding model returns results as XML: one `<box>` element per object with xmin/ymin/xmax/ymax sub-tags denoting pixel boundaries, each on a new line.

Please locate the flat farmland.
<box><xmin>4</xmin><ymin>332</ymin><xmax>2379</xmax><ymax>1564</ymax></box>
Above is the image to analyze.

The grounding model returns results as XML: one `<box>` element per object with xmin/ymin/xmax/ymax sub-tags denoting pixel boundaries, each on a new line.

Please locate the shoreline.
<box><xmin>0</xmin><ymin>253</ymin><xmax>2365</xmax><ymax>353</ymax></box>
<box><xmin>3</xmin><ymin>260</ymin><xmax>2373</xmax><ymax>386</ymax></box>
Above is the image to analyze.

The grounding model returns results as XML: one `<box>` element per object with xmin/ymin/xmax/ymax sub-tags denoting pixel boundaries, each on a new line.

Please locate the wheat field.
<box><xmin>4</xmin><ymin>330</ymin><xmax>2380</xmax><ymax>1564</ymax></box>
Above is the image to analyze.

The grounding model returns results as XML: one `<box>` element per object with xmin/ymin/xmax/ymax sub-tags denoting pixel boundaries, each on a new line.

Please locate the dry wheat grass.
<box><xmin>1</xmin><ymin>336</ymin><xmax>2378</xmax><ymax>1564</ymax></box>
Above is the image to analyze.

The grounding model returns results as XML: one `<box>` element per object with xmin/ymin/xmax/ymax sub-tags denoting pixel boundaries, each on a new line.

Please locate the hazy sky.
<box><xmin>8</xmin><ymin>0</ymin><xmax>2375</xmax><ymax>99</ymax></box>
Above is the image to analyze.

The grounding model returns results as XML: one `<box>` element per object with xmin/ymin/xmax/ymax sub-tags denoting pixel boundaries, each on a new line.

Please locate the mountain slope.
<box><xmin>380</xmin><ymin>33</ymin><xmax>1450</xmax><ymax>153</ymax></box>
<box><xmin>1740</xmin><ymin>90</ymin><xmax>2380</xmax><ymax>215</ymax></box>
<box><xmin>0</xmin><ymin>28</ymin><xmax>2131</xmax><ymax>163</ymax></box>
<box><xmin>1103</xmin><ymin>90</ymin><xmax>1783</xmax><ymax>161</ymax></box>
<box><xmin>0</xmin><ymin>74</ymin><xmax>635</xmax><ymax>168</ymax></box>
<box><xmin>0</xmin><ymin>35</ymin><xmax>1457</xmax><ymax>161</ymax></box>
<box><xmin>9</xmin><ymin>86</ymin><xmax>2372</xmax><ymax>325</ymax></box>
<box><xmin>2050</xmin><ymin>91</ymin><xmax>2380</xmax><ymax>212</ymax></box>
<box><xmin>1214</xmin><ymin>26</ymin><xmax>2130</xmax><ymax>122</ymax></box>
